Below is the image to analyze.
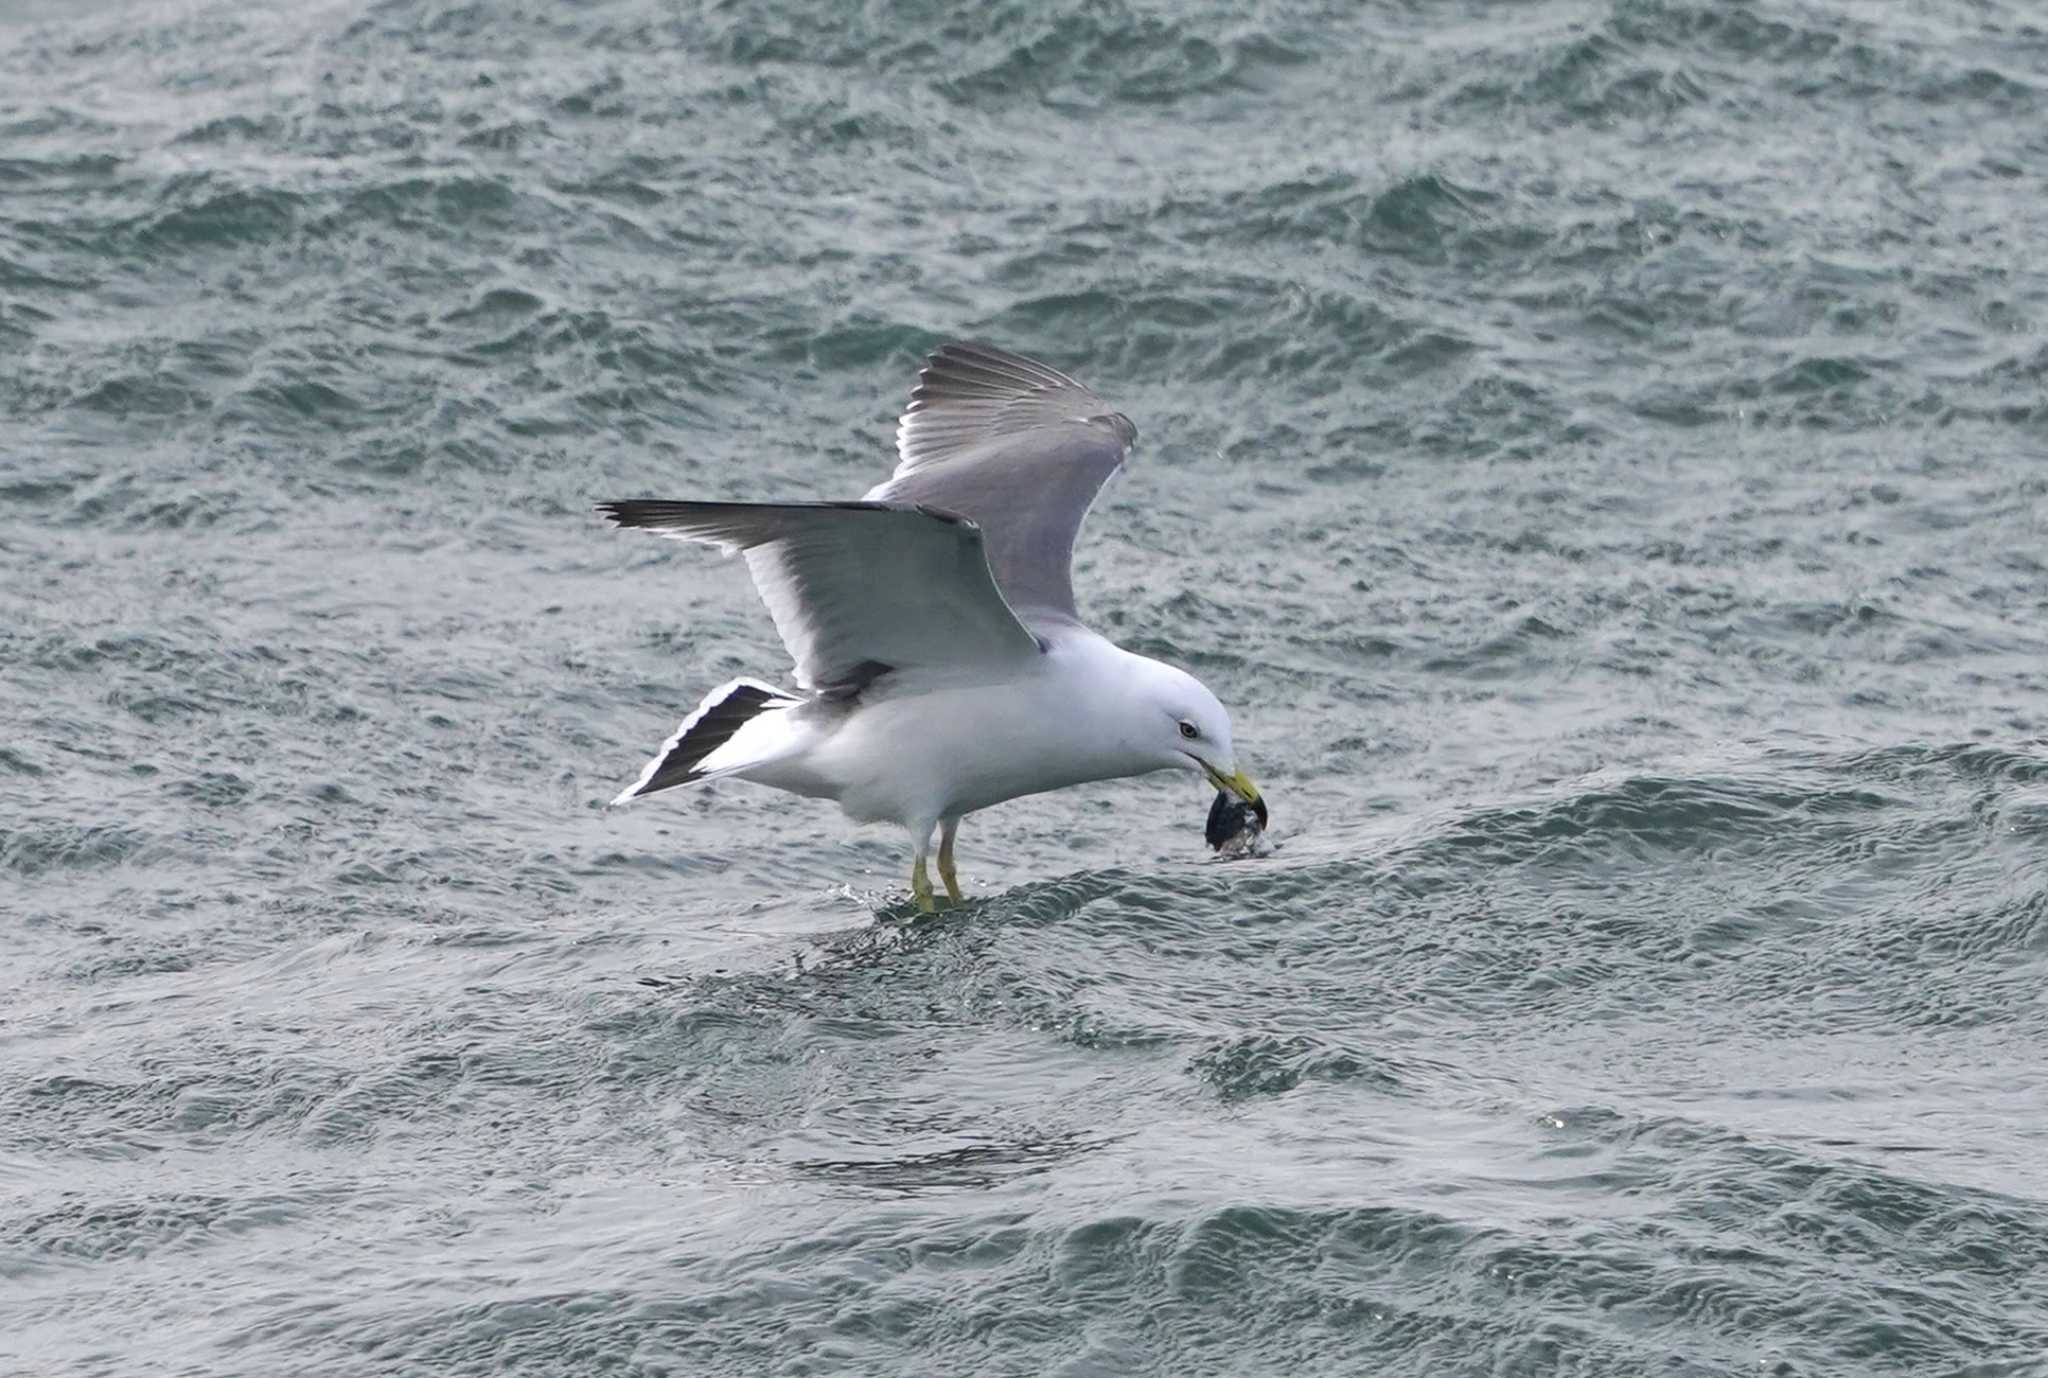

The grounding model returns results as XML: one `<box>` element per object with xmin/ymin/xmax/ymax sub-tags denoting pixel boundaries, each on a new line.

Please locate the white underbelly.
<box><xmin>785</xmin><ymin>663</ymin><xmax>1118</xmax><ymax>827</ymax></box>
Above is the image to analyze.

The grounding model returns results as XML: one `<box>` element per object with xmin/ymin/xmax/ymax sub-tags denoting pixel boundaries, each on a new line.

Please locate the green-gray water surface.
<box><xmin>4</xmin><ymin>1</ymin><xmax>2047</xmax><ymax>1374</ymax></box>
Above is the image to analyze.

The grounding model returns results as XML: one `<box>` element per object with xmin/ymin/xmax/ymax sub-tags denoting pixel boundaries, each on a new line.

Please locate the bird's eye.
<box><xmin>1178</xmin><ymin>720</ymin><xmax>1200</xmax><ymax>740</ymax></box>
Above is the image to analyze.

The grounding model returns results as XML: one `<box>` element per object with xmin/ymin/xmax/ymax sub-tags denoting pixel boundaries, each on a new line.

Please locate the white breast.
<box><xmin>774</xmin><ymin>635</ymin><xmax>1153</xmax><ymax>829</ymax></box>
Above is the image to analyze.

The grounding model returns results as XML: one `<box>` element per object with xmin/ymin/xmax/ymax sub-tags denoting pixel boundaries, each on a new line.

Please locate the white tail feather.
<box><xmin>611</xmin><ymin>677</ymin><xmax>804</xmax><ymax>805</ymax></box>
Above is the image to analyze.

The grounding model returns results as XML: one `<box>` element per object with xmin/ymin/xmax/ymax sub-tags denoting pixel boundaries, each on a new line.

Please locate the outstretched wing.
<box><xmin>866</xmin><ymin>342</ymin><xmax>1136</xmax><ymax>627</ymax></box>
<box><xmin>595</xmin><ymin>500</ymin><xmax>1039</xmax><ymax>693</ymax></box>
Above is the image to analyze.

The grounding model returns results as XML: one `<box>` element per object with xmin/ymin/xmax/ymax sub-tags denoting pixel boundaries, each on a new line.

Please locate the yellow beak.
<box><xmin>1202</xmin><ymin>765</ymin><xmax>1269</xmax><ymax>829</ymax></box>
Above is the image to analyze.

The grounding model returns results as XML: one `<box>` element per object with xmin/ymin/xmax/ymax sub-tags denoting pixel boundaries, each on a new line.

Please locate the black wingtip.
<box><xmin>593</xmin><ymin>500</ymin><xmax>665</xmax><ymax>530</ymax></box>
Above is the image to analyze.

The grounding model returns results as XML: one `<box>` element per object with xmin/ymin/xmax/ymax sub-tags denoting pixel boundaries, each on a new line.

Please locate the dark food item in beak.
<box><xmin>1205</xmin><ymin>789</ymin><xmax>1272</xmax><ymax>858</ymax></box>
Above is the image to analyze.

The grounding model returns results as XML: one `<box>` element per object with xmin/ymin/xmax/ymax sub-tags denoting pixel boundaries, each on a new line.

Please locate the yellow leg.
<box><xmin>910</xmin><ymin>855</ymin><xmax>937</xmax><ymax>914</ymax></box>
<box><xmin>937</xmin><ymin>822</ymin><xmax>965</xmax><ymax>904</ymax></box>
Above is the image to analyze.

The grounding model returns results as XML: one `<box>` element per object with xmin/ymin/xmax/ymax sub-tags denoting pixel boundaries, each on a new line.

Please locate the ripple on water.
<box><xmin>6</xmin><ymin>0</ymin><xmax>2048</xmax><ymax>1372</ymax></box>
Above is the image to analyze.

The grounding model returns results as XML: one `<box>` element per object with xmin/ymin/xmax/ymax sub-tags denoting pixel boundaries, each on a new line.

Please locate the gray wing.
<box><xmin>595</xmin><ymin>500</ymin><xmax>1040</xmax><ymax>692</ymax></box>
<box><xmin>866</xmin><ymin>342</ymin><xmax>1136</xmax><ymax>626</ymax></box>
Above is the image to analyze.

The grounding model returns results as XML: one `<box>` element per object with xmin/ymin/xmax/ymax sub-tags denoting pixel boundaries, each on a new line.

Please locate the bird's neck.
<box><xmin>1042</xmin><ymin>637</ymin><xmax>1188</xmax><ymax>782</ymax></box>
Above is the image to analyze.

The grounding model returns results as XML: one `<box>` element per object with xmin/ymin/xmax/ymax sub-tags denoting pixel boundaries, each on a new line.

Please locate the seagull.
<box><xmin>596</xmin><ymin>341</ymin><xmax>1267</xmax><ymax>911</ymax></box>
